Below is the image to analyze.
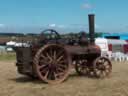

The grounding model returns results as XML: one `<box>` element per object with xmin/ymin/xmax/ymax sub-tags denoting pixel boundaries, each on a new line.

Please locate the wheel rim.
<box><xmin>93</xmin><ymin>57</ymin><xmax>112</xmax><ymax>78</ymax></box>
<box><xmin>34</xmin><ymin>44</ymin><xmax>71</xmax><ymax>84</ymax></box>
<box><xmin>75</xmin><ymin>60</ymin><xmax>89</xmax><ymax>76</ymax></box>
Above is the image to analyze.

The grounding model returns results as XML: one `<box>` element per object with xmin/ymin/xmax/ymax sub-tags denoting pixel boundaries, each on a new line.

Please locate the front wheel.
<box><xmin>93</xmin><ymin>57</ymin><xmax>112</xmax><ymax>78</ymax></box>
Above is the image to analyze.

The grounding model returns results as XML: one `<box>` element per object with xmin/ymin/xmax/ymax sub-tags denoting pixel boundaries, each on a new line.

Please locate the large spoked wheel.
<box><xmin>93</xmin><ymin>57</ymin><xmax>112</xmax><ymax>78</ymax></box>
<box><xmin>75</xmin><ymin>60</ymin><xmax>89</xmax><ymax>76</ymax></box>
<box><xmin>34</xmin><ymin>44</ymin><xmax>71</xmax><ymax>84</ymax></box>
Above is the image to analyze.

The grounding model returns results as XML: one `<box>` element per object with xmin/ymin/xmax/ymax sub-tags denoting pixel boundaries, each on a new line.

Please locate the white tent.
<box><xmin>6</xmin><ymin>41</ymin><xmax>16</xmax><ymax>46</ymax></box>
<box><xmin>107</xmin><ymin>39</ymin><xmax>127</xmax><ymax>45</ymax></box>
<box><xmin>95</xmin><ymin>38</ymin><xmax>108</xmax><ymax>52</ymax></box>
<box><xmin>95</xmin><ymin>38</ymin><xmax>110</xmax><ymax>57</ymax></box>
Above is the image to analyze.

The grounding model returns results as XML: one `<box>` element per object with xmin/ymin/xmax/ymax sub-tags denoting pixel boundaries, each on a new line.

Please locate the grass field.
<box><xmin>0</xmin><ymin>53</ymin><xmax>128</xmax><ymax>96</ymax></box>
<box><xmin>0</xmin><ymin>52</ymin><xmax>16</xmax><ymax>61</ymax></box>
<box><xmin>0</xmin><ymin>54</ymin><xmax>128</xmax><ymax>96</ymax></box>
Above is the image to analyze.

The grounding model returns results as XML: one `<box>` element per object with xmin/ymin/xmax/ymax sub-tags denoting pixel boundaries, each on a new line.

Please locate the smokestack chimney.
<box><xmin>88</xmin><ymin>14</ymin><xmax>95</xmax><ymax>44</ymax></box>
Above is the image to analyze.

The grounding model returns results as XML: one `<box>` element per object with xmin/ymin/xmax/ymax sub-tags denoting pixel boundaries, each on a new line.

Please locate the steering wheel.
<box><xmin>40</xmin><ymin>29</ymin><xmax>61</xmax><ymax>40</ymax></box>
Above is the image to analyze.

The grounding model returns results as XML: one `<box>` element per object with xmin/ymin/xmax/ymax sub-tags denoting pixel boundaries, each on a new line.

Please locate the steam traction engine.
<box><xmin>14</xmin><ymin>14</ymin><xmax>112</xmax><ymax>84</ymax></box>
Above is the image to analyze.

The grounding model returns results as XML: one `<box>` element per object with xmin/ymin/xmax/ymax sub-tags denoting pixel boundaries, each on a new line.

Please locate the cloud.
<box><xmin>0</xmin><ymin>24</ymin><xmax>5</xmax><ymax>27</ymax></box>
<box><xmin>48</xmin><ymin>24</ymin><xmax>66</xmax><ymax>28</ymax></box>
<box><xmin>48</xmin><ymin>24</ymin><xmax>56</xmax><ymax>27</ymax></box>
<box><xmin>95</xmin><ymin>24</ymin><xmax>100</xmax><ymax>29</ymax></box>
<box><xmin>82</xmin><ymin>3</ymin><xmax>93</xmax><ymax>9</ymax></box>
<box><xmin>58</xmin><ymin>25</ymin><xmax>65</xmax><ymax>28</ymax></box>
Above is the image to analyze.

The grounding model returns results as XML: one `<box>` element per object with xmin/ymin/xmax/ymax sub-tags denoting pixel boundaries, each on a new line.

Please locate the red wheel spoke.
<box><xmin>57</xmin><ymin>64</ymin><xmax>67</xmax><ymax>69</ymax></box>
<box><xmin>80</xmin><ymin>68</ymin><xmax>85</xmax><ymax>73</ymax></box>
<box><xmin>49</xmin><ymin>48</ymin><xmax>53</xmax><ymax>56</ymax></box>
<box><xmin>40</xmin><ymin>60</ymin><xmax>50</xmax><ymax>65</ymax></box>
<box><xmin>105</xmin><ymin>69</ymin><xmax>110</xmax><ymax>74</ymax></box>
<box><xmin>95</xmin><ymin>70</ymin><xmax>101</xmax><ymax>76</ymax></box>
<box><xmin>53</xmin><ymin>50</ymin><xmax>57</xmax><ymax>60</ymax></box>
<box><xmin>96</xmin><ymin>64</ymin><xmax>101</xmax><ymax>70</ymax></box>
<box><xmin>53</xmin><ymin>72</ymin><xmax>61</xmax><ymax>80</ymax></box>
<box><xmin>105</xmin><ymin>65</ymin><xmax>110</xmax><ymax>69</ymax></box>
<box><xmin>40</xmin><ymin>54</ymin><xmax>48</xmax><ymax>61</ymax></box>
<box><xmin>101</xmin><ymin>58</ymin><xmax>105</xmax><ymax>63</ymax></box>
<box><xmin>40</xmin><ymin>54</ymin><xmax>45</xmax><ymax>58</ymax></box>
<box><xmin>40</xmin><ymin>67</ymin><xmax>49</xmax><ymax>73</ymax></box>
<box><xmin>57</xmin><ymin>55</ymin><xmax>64</xmax><ymax>62</ymax></box>
<box><xmin>56</xmin><ymin>50</ymin><xmax>64</xmax><ymax>58</ymax></box>
<box><xmin>57</xmin><ymin>60</ymin><xmax>67</xmax><ymax>64</ymax></box>
<box><xmin>57</xmin><ymin>67</ymin><xmax>65</xmax><ymax>72</ymax></box>
<box><xmin>44</xmin><ymin>70</ymin><xmax>49</xmax><ymax>79</ymax></box>
<box><xmin>102</xmin><ymin>71</ymin><xmax>106</xmax><ymax>77</ymax></box>
<box><xmin>55</xmin><ymin>72</ymin><xmax>65</xmax><ymax>78</ymax></box>
<box><xmin>39</xmin><ymin>63</ymin><xmax>48</xmax><ymax>69</ymax></box>
<box><xmin>46</xmin><ymin>52</ymin><xmax>53</xmax><ymax>61</ymax></box>
<box><xmin>103</xmin><ymin>61</ymin><xmax>109</xmax><ymax>66</ymax></box>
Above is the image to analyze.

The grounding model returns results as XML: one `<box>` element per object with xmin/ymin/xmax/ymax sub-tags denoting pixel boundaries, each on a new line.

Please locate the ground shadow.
<box><xmin>69</xmin><ymin>72</ymin><xmax>97</xmax><ymax>79</ymax></box>
<box><xmin>9</xmin><ymin>72</ymin><xmax>96</xmax><ymax>85</ymax></box>
<box><xmin>9</xmin><ymin>76</ymin><xmax>46</xmax><ymax>84</ymax></box>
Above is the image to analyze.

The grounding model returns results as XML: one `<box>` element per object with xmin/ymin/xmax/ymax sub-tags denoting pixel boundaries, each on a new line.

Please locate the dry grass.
<box><xmin>0</xmin><ymin>61</ymin><xmax>128</xmax><ymax>96</ymax></box>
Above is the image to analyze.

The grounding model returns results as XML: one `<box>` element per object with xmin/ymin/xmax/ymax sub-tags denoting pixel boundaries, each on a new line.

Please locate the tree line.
<box><xmin>0</xmin><ymin>32</ymin><xmax>103</xmax><ymax>38</ymax></box>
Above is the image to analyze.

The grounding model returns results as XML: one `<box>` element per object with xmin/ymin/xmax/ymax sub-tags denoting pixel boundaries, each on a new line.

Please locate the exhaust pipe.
<box><xmin>88</xmin><ymin>14</ymin><xmax>95</xmax><ymax>45</ymax></box>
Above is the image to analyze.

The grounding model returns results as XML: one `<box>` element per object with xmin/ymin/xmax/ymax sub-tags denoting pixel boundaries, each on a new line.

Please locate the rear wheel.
<box><xmin>34</xmin><ymin>44</ymin><xmax>71</xmax><ymax>84</ymax></box>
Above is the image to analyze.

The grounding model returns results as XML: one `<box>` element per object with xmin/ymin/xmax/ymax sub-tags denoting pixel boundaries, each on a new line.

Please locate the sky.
<box><xmin>0</xmin><ymin>0</ymin><xmax>128</xmax><ymax>33</ymax></box>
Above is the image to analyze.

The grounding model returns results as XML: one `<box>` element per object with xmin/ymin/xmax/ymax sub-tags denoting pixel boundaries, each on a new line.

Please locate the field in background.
<box><xmin>0</xmin><ymin>52</ymin><xmax>16</xmax><ymax>61</ymax></box>
<box><xmin>0</xmin><ymin>59</ymin><xmax>128</xmax><ymax>96</ymax></box>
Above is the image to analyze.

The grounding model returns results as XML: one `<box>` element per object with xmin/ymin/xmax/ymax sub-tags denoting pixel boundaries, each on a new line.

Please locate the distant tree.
<box><xmin>95</xmin><ymin>32</ymin><xmax>103</xmax><ymax>37</ymax></box>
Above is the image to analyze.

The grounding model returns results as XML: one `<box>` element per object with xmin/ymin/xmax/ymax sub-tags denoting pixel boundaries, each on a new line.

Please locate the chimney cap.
<box><xmin>88</xmin><ymin>14</ymin><xmax>95</xmax><ymax>16</ymax></box>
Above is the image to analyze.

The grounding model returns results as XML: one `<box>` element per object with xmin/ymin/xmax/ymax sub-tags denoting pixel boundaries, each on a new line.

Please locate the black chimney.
<box><xmin>88</xmin><ymin>14</ymin><xmax>95</xmax><ymax>44</ymax></box>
